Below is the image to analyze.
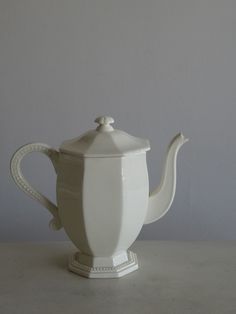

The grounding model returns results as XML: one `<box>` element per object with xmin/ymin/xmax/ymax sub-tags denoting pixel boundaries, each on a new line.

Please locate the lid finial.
<box><xmin>95</xmin><ymin>116</ymin><xmax>114</xmax><ymax>132</ymax></box>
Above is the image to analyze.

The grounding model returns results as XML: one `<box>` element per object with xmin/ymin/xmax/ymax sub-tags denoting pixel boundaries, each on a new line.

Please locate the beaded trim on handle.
<box><xmin>10</xmin><ymin>143</ymin><xmax>62</xmax><ymax>230</ymax></box>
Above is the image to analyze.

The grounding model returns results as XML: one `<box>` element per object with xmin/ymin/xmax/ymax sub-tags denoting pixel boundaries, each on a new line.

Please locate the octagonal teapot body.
<box><xmin>10</xmin><ymin>116</ymin><xmax>188</xmax><ymax>278</ymax></box>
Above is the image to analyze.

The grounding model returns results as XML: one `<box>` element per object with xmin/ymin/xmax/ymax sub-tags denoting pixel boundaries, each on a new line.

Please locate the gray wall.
<box><xmin>1</xmin><ymin>0</ymin><xmax>236</xmax><ymax>241</ymax></box>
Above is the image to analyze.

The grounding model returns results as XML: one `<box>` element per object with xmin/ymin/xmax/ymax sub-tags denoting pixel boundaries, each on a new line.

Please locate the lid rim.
<box><xmin>59</xmin><ymin>147</ymin><xmax>150</xmax><ymax>158</ymax></box>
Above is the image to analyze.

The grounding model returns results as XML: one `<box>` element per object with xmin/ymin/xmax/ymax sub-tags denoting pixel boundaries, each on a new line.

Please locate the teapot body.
<box><xmin>57</xmin><ymin>152</ymin><xmax>149</xmax><ymax>258</ymax></box>
<box><xmin>10</xmin><ymin>116</ymin><xmax>151</xmax><ymax>278</ymax></box>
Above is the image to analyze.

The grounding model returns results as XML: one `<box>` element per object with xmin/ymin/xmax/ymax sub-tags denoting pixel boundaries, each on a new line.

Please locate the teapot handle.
<box><xmin>10</xmin><ymin>143</ymin><xmax>62</xmax><ymax>230</ymax></box>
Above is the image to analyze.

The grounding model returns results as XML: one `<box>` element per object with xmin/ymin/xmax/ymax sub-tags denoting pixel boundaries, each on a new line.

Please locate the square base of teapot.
<box><xmin>68</xmin><ymin>250</ymin><xmax>138</xmax><ymax>278</ymax></box>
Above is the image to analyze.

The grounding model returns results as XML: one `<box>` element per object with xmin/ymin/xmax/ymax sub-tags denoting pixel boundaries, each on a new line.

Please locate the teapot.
<box><xmin>10</xmin><ymin>116</ymin><xmax>188</xmax><ymax>278</ymax></box>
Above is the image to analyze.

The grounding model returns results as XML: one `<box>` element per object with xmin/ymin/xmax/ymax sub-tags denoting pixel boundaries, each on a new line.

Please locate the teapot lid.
<box><xmin>60</xmin><ymin>116</ymin><xmax>150</xmax><ymax>157</ymax></box>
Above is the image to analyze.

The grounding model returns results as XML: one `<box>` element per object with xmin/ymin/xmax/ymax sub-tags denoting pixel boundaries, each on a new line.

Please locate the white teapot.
<box><xmin>10</xmin><ymin>116</ymin><xmax>188</xmax><ymax>278</ymax></box>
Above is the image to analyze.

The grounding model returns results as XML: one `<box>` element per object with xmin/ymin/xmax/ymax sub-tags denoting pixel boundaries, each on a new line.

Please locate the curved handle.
<box><xmin>10</xmin><ymin>143</ymin><xmax>62</xmax><ymax>230</ymax></box>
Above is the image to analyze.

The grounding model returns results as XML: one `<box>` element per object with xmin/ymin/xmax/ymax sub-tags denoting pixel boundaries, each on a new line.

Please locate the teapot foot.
<box><xmin>68</xmin><ymin>250</ymin><xmax>138</xmax><ymax>278</ymax></box>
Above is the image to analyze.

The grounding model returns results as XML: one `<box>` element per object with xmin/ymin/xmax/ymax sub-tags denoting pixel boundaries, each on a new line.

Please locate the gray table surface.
<box><xmin>0</xmin><ymin>241</ymin><xmax>236</xmax><ymax>314</ymax></box>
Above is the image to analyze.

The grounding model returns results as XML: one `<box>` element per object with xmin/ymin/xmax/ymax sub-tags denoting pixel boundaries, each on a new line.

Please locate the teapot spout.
<box><xmin>144</xmin><ymin>133</ymin><xmax>188</xmax><ymax>224</ymax></box>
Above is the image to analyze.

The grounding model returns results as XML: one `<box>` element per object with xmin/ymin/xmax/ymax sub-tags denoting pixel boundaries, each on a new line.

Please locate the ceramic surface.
<box><xmin>10</xmin><ymin>116</ymin><xmax>188</xmax><ymax>278</ymax></box>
